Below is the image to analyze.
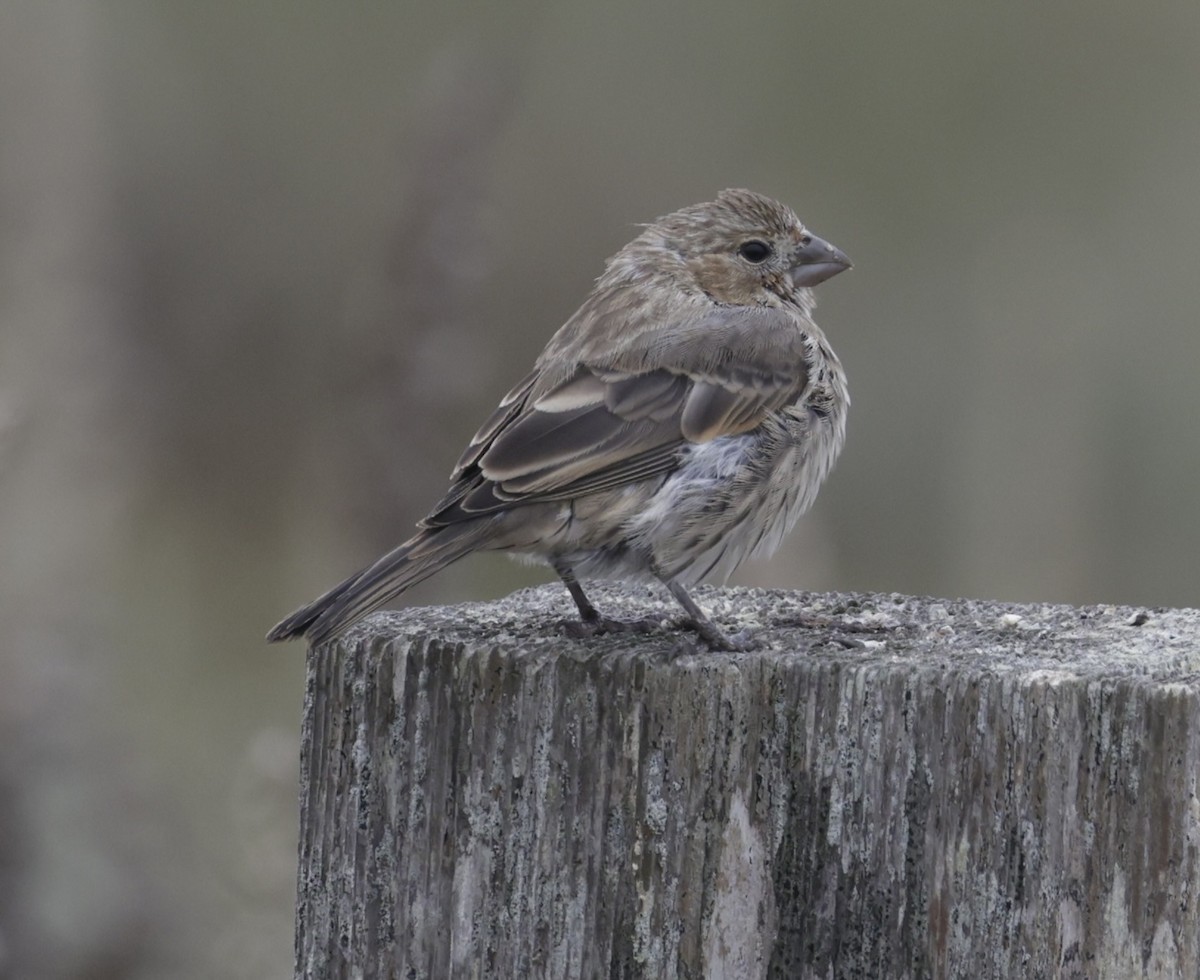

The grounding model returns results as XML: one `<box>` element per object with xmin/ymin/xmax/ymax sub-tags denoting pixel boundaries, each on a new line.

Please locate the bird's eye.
<box><xmin>738</xmin><ymin>240</ymin><xmax>772</xmax><ymax>263</ymax></box>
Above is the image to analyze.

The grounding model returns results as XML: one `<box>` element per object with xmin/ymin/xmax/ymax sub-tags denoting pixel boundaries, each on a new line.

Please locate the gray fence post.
<box><xmin>293</xmin><ymin>583</ymin><xmax>1200</xmax><ymax>979</ymax></box>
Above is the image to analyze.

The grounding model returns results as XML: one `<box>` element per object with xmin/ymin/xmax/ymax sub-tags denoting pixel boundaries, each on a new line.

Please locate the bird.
<box><xmin>267</xmin><ymin>189</ymin><xmax>851</xmax><ymax>651</ymax></box>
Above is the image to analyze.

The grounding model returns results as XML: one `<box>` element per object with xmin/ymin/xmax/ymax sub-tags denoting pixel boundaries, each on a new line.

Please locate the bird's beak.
<box><xmin>789</xmin><ymin>234</ymin><xmax>852</xmax><ymax>288</ymax></box>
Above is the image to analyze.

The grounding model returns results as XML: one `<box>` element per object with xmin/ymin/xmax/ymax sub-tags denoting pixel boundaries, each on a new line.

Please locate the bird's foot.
<box><xmin>563</xmin><ymin>613</ymin><xmax>757</xmax><ymax>653</ymax></box>
<box><xmin>562</xmin><ymin>615</ymin><xmax>675</xmax><ymax>640</ymax></box>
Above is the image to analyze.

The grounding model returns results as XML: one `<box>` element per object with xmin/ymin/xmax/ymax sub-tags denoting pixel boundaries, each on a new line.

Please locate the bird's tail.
<box><xmin>266</xmin><ymin>523</ymin><xmax>485</xmax><ymax>645</ymax></box>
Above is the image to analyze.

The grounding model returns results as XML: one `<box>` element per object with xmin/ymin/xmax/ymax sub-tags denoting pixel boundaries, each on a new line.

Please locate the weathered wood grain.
<box><xmin>295</xmin><ymin>584</ymin><xmax>1200</xmax><ymax>979</ymax></box>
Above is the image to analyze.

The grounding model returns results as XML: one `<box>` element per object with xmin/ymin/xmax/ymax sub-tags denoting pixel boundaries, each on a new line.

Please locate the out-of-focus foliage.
<box><xmin>2</xmin><ymin>1</ymin><xmax>1198</xmax><ymax>975</ymax></box>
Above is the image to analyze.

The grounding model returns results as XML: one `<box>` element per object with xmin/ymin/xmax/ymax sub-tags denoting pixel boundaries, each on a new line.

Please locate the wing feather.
<box><xmin>425</xmin><ymin>298</ymin><xmax>811</xmax><ymax>527</ymax></box>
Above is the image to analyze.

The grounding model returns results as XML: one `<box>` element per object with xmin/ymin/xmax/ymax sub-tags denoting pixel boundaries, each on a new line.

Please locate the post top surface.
<box><xmin>320</xmin><ymin>584</ymin><xmax>1200</xmax><ymax>685</ymax></box>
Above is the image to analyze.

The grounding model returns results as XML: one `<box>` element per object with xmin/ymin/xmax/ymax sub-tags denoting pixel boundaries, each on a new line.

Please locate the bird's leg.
<box><xmin>555</xmin><ymin>563</ymin><xmax>601</xmax><ymax>622</ymax></box>
<box><xmin>554</xmin><ymin>562</ymin><xmax>674</xmax><ymax>639</ymax></box>
<box><xmin>554</xmin><ymin>560</ymin><xmax>755</xmax><ymax>651</ymax></box>
<box><xmin>650</xmin><ymin>561</ymin><xmax>756</xmax><ymax>652</ymax></box>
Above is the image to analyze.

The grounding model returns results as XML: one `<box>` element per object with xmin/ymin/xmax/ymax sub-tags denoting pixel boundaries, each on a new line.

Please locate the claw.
<box><xmin>562</xmin><ymin>615</ymin><xmax>672</xmax><ymax>640</ymax></box>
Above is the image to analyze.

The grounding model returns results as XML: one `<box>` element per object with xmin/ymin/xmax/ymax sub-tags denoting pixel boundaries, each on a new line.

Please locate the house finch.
<box><xmin>268</xmin><ymin>189</ymin><xmax>850</xmax><ymax>650</ymax></box>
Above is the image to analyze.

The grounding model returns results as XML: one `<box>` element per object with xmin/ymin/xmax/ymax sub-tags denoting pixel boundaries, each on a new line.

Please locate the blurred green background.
<box><xmin>2</xmin><ymin>1</ymin><xmax>1197</xmax><ymax>976</ymax></box>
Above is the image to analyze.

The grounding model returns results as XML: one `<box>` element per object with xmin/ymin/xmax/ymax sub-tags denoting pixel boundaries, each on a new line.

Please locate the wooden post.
<box><xmin>293</xmin><ymin>583</ymin><xmax>1200</xmax><ymax>979</ymax></box>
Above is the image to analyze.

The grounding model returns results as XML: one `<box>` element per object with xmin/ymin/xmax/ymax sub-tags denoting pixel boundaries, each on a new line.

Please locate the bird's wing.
<box><xmin>423</xmin><ymin>303</ymin><xmax>810</xmax><ymax>526</ymax></box>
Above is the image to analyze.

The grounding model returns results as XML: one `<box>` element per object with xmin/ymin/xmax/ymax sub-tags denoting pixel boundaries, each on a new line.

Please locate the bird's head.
<box><xmin>624</xmin><ymin>188</ymin><xmax>851</xmax><ymax>308</ymax></box>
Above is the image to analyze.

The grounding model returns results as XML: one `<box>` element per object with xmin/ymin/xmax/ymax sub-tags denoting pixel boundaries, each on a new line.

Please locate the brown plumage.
<box><xmin>268</xmin><ymin>189</ymin><xmax>851</xmax><ymax>650</ymax></box>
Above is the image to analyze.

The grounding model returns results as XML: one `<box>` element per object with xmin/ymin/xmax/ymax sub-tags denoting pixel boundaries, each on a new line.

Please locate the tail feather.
<box><xmin>266</xmin><ymin>524</ymin><xmax>483</xmax><ymax>645</ymax></box>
